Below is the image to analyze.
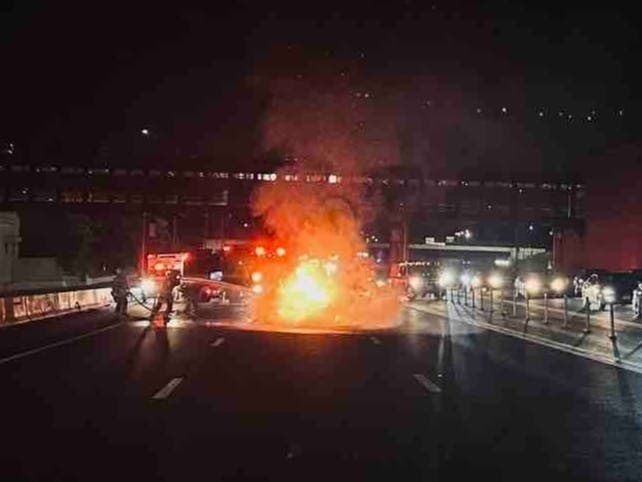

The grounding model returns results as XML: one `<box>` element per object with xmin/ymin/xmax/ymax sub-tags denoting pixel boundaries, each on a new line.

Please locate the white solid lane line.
<box><xmin>152</xmin><ymin>377</ymin><xmax>184</xmax><ymax>400</ymax></box>
<box><xmin>370</xmin><ymin>336</ymin><xmax>382</xmax><ymax>345</ymax></box>
<box><xmin>413</xmin><ymin>374</ymin><xmax>442</xmax><ymax>393</ymax></box>
<box><xmin>0</xmin><ymin>322</ymin><xmax>123</xmax><ymax>366</ymax></box>
<box><xmin>211</xmin><ymin>337</ymin><xmax>225</xmax><ymax>347</ymax></box>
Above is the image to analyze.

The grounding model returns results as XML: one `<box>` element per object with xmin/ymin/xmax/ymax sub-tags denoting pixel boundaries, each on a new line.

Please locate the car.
<box><xmin>402</xmin><ymin>265</ymin><xmax>440</xmax><ymax>300</ymax></box>
<box><xmin>581</xmin><ymin>272</ymin><xmax>639</xmax><ymax>311</ymax></box>
<box><xmin>632</xmin><ymin>282</ymin><xmax>642</xmax><ymax>318</ymax></box>
<box><xmin>572</xmin><ymin>268</ymin><xmax>608</xmax><ymax>296</ymax></box>
<box><xmin>514</xmin><ymin>271</ymin><xmax>571</xmax><ymax>299</ymax></box>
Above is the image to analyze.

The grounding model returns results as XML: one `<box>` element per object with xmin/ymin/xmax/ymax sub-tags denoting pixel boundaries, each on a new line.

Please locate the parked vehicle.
<box><xmin>573</xmin><ymin>268</ymin><xmax>608</xmax><ymax>296</ymax></box>
<box><xmin>632</xmin><ymin>281</ymin><xmax>642</xmax><ymax>318</ymax></box>
<box><xmin>581</xmin><ymin>272</ymin><xmax>639</xmax><ymax>311</ymax></box>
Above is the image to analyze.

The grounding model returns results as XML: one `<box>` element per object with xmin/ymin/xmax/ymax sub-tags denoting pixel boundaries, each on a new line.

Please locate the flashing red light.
<box><xmin>276</xmin><ymin>246</ymin><xmax>286</xmax><ymax>257</ymax></box>
<box><xmin>255</xmin><ymin>246</ymin><xmax>266</xmax><ymax>257</ymax></box>
<box><xmin>223</xmin><ymin>245</ymin><xmax>232</xmax><ymax>253</ymax></box>
<box><xmin>183</xmin><ymin>252</ymin><xmax>191</xmax><ymax>261</ymax></box>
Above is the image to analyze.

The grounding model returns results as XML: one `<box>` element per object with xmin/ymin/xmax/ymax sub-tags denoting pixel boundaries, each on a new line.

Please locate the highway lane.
<box><xmin>0</xmin><ymin>301</ymin><xmax>641</xmax><ymax>480</ymax></box>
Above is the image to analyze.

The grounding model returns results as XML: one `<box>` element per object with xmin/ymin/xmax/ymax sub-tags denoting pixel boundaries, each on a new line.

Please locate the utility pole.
<box><xmin>140</xmin><ymin>211</ymin><xmax>148</xmax><ymax>276</ymax></box>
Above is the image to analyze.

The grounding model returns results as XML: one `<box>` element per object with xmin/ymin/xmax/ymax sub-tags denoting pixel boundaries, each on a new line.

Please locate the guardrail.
<box><xmin>0</xmin><ymin>285</ymin><xmax>113</xmax><ymax>326</ymax></box>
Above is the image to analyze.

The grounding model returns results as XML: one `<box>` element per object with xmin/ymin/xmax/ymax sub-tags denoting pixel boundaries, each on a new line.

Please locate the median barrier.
<box><xmin>0</xmin><ymin>287</ymin><xmax>112</xmax><ymax>326</ymax></box>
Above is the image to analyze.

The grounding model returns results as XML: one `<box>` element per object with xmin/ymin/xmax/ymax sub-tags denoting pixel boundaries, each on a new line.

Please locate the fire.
<box><xmin>276</xmin><ymin>259</ymin><xmax>336</xmax><ymax>322</ymax></box>
<box><xmin>247</xmin><ymin>170</ymin><xmax>402</xmax><ymax>330</ymax></box>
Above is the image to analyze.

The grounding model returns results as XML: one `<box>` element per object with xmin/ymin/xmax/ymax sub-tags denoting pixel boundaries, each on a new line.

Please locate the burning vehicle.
<box><xmin>246</xmin><ymin>176</ymin><xmax>401</xmax><ymax>330</ymax></box>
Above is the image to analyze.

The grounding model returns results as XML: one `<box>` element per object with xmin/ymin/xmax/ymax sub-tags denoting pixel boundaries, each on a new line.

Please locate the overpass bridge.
<box><xmin>0</xmin><ymin>163</ymin><xmax>585</xmax><ymax>245</ymax></box>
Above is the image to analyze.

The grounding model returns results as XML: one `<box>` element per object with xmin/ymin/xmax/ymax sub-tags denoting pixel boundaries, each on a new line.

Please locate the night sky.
<box><xmin>1</xmin><ymin>1</ymin><xmax>639</xmax><ymax>180</ymax></box>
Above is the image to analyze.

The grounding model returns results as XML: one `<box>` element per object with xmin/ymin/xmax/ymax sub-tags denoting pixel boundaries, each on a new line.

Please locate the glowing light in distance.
<box><xmin>255</xmin><ymin>246</ymin><xmax>266</xmax><ymax>257</ymax></box>
<box><xmin>251</xmin><ymin>271</ymin><xmax>263</xmax><ymax>283</ymax></box>
<box><xmin>550</xmin><ymin>277</ymin><xmax>567</xmax><ymax>293</ymax></box>
<box><xmin>488</xmin><ymin>273</ymin><xmax>503</xmax><ymax>289</ymax></box>
<box><xmin>525</xmin><ymin>277</ymin><xmax>542</xmax><ymax>294</ymax></box>
<box><xmin>438</xmin><ymin>270</ymin><xmax>455</xmax><ymax>288</ymax></box>
<box><xmin>460</xmin><ymin>273</ymin><xmax>471</xmax><ymax>286</ymax></box>
<box><xmin>276</xmin><ymin>247</ymin><xmax>286</xmax><ymax>257</ymax></box>
<box><xmin>602</xmin><ymin>286</ymin><xmax>616</xmax><ymax>303</ymax></box>
<box><xmin>141</xmin><ymin>278</ymin><xmax>157</xmax><ymax>293</ymax></box>
<box><xmin>252</xmin><ymin>284</ymin><xmax>264</xmax><ymax>294</ymax></box>
<box><xmin>471</xmin><ymin>275</ymin><xmax>482</xmax><ymax>288</ymax></box>
<box><xmin>409</xmin><ymin>276</ymin><xmax>424</xmax><ymax>290</ymax></box>
<box><xmin>153</xmin><ymin>262</ymin><xmax>166</xmax><ymax>271</ymax></box>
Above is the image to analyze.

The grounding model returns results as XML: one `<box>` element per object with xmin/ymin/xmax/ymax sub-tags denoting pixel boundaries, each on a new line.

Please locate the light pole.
<box><xmin>470</xmin><ymin>276</ymin><xmax>481</xmax><ymax>308</ymax></box>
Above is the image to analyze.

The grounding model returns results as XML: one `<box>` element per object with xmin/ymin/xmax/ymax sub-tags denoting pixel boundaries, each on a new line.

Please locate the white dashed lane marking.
<box><xmin>152</xmin><ymin>377</ymin><xmax>184</xmax><ymax>400</ymax></box>
<box><xmin>369</xmin><ymin>336</ymin><xmax>382</xmax><ymax>345</ymax></box>
<box><xmin>211</xmin><ymin>337</ymin><xmax>226</xmax><ymax>347</ymax></box>
<box><xmin>413</xmin><ymin>374</ymin><xmax>442</xmax><ymax>394</ymax></box>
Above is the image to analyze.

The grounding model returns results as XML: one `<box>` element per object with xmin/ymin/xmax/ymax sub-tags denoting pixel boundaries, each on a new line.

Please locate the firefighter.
<box><xmin>150</xmin><ymin>270</ymin><xmax>181</xmax><ymax>324</ymax></box>
<box><xmin>112</xmin><ymin>268</ymin><xmax>129</xmax><ymax>317</ymax></box>
<box><xmin>180</xmin><ymin>282</ymin><xmax>201</xmax><ymax>317</ymax></box>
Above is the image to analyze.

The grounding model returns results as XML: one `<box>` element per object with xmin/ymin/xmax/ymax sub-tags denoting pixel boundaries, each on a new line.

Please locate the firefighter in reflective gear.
<box><xmin>150</xmin><ymin>270</ymin><xmax>181</xmax><ymax>323</ymax></box>
<box><xmin>112</xmin><ymin>268</ymin><xmax>129</xmax><ymax>317</ymax></box>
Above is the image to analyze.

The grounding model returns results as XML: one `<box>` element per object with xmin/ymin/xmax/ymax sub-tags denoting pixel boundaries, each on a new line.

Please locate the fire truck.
<box><xmin>135</xmin><ymin>252</ymin><xmax>188</xmax><ymax>299</ymax></box>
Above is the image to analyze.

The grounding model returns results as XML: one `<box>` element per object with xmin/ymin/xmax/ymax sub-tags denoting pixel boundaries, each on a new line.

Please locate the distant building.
<box><xmin>580</xmin><ymin>144</ymin><xmax>642</xmax><ymax>271</ymax></box>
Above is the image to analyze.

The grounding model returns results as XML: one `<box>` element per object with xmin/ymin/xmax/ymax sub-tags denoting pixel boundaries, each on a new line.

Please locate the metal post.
<box><xmin>562</xmin><ymin>294</ymin><xmax>569</xmax><ymax>328</ymax></box>
<box><xmin>457</xmin><ymin>289</ymin><xmax>461</xmax><ymax>304</ymax></box>
<box><xmin>490</xmin><ymin>289</ymin><xmax>494</xmax><ymax>314</ymax></box>
<box><xmin>525</xmin><ymin>293</ymin><xmax>530</xmax><ymax>322</ymax></box>
<box><xmin>609</xmin><ymin>303</ymin><xmax>617</xmax><ymax>340</ymax></box>
<box><xmin>500</xmin><ymin>290</ymin><xmax>505</xmax><ymax>316</ymax></box>
<box><xmin>464</xmin><ymin>287</ymin><xmax>468</xmax><ymax>306</ymax></box>
<box><xmin>172</xmin><ymin>214</ymin><xmax>178</xmax><ymax>248</ymax></box>
<box><xmin>584</xmin><ymin>297</ymin><xmax>591</xmax><ymax>333</ymax></box>
<box><xmin>480</xmin><ymin>288</ymin><xmax>485</xmax><ymax>311</ymax></box>
<box><xmin>543</xmin><ymin>292</ymin><xmax>549</xmax><ymax>324</ymax></box>
<box><xmin>472</xmin><ymin>288</ymin><xmax>476</xmax><ymax>309</ymax></box>
<box><xmin>512</xmin><ymin>291</ymin><xmax>517</xmax><ymax>317</ymax></box>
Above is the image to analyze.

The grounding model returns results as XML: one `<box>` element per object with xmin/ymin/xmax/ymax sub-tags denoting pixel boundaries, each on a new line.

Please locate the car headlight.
<box><xmin>525</xmin><ymin>277</ymin><xmax>542</xmax><ymax>294</ymax></box>
<box><xmin>602</xmin><ymin>286</ymin><xmax>616</xmax><ymax>302</ymax></box>
<box><xmin>550</xmin><ymin>277</ymin><xmax>567</xmax><ymax>293</ymax></box>
<box><xmin>141</xmin><ymin>278</ymin><xmax>157</xmax><ymax>293</ymax></box>
<box><xmin>409</xmin><ymin>276</ymin><xmax>424</xmax><ymax>290</ymax></box>
<box><xmin>488</xmin><ymin>273</ymin><xmax>503</xmax><ymax>289</ymax></box>
<box><xmin>252</xmin><ymin>284</ymin><xmax>264</xmax><ymax>294</ymax></box>
<box><xmin>438</xmin><ymin>270</ymin><xmax>455</xmax><ymax>288</ymax></box>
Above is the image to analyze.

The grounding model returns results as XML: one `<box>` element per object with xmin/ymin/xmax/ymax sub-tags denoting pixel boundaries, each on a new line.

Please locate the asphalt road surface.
<box><xmin>1</xmin><ymin>300</ymin><xmax>641</xmax><ymax>481</ymax></box>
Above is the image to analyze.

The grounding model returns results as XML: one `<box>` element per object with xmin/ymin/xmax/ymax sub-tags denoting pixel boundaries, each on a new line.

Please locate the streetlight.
<box><xmin>461</xmin><ymin>273</ymin><xmax>471</xmax><ymax>306</ymax></box>
<box><xmin>141</xmin><ymin>128</ymin><xmax>150</xmax><ymax>136</ymax></box>
<box><xmin>471</xmin><ymin>275</ymin><xmax>481</xmax><ymax>309</ymax></box>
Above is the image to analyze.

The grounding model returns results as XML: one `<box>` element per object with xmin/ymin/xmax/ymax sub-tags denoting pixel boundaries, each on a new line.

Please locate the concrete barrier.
<box><xmin>0</xmin><ymin>287</ymin><xmax>112</xmax><ymax>326</ymax></box>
